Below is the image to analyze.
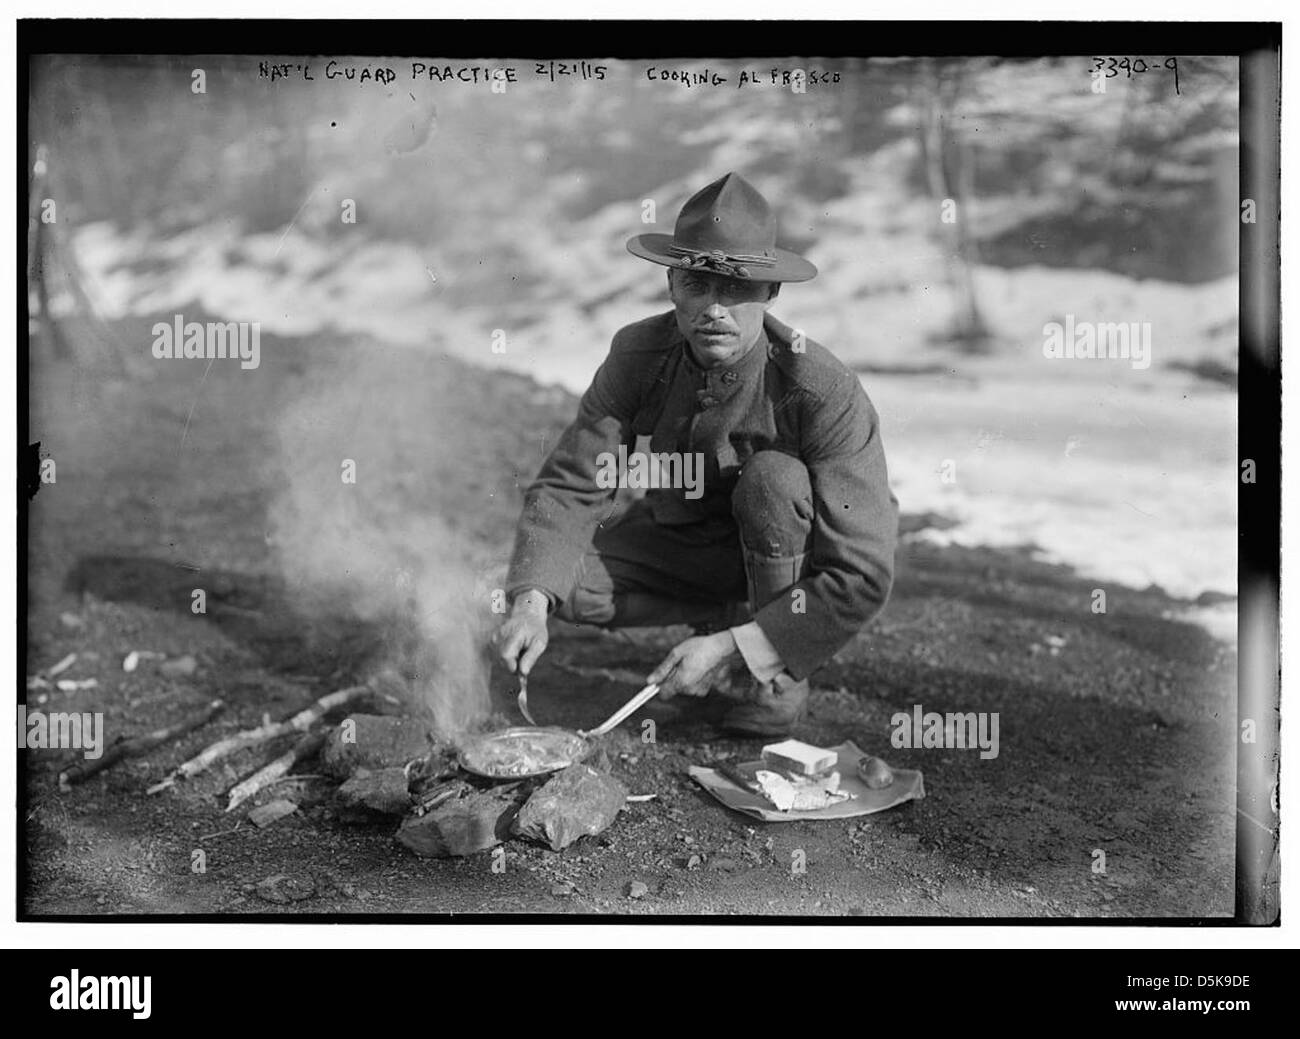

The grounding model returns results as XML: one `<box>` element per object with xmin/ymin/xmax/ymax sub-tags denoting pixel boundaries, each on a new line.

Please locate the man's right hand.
<box><xmin>491</xmin><ymin>589</ymin><xmax>550</xmax><ymax>676</ymax></box>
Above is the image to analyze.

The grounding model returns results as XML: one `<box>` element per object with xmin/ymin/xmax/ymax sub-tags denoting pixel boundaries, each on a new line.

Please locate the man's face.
<box><xmin>668</xmin><ymin>269</ymin><xmax>778</xmax><ymax>368</ymax></box>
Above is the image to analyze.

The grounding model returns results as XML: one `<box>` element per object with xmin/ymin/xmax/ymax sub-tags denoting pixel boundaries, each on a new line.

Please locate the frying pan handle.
<box><xmin>580</xmin><ymin>683</ymin><xmax>661</xmax><ymax>739</ymax></box>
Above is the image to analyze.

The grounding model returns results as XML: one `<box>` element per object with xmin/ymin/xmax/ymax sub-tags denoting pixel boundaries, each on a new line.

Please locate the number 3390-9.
<box><xmin>1089</xmin><ymin>56</ymin><xmax>1180</xmax><ymax>94</ymax></box>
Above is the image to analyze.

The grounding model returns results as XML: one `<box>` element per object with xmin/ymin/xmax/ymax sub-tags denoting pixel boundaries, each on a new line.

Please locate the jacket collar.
<box><xmin>678</xmin><ymin>325</ymin><xmax>772</xmax><ymax>387</ymax></box>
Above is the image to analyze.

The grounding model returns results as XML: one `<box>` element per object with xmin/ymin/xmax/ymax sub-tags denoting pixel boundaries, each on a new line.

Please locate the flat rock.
<box><xmin>513</xmin><ymin>764</ymin><xmax>627</xmax><ymax>852</ymax></box>
<box><xmin>321</xmin><ymin>714</ymin><xmax>432</xmax><ymax>779</ymax></box>
<box><xmin>625</xmin><ymin>880</ymin><xmax>649</xmax><ymax>899</ymax></box>
<box><xmin>255</xmin><ymin>873</ymin><xmax>316</xmax><ymax>904</ymax></box>
<box><xmin>337</xmin><ymin>767</ymin><xmax>412</xmax><ymax>815</ymax></box>
<box><xmin>247</xmin><ymin>799</ymin><xmax>298</xmax><ymax>828</ymax></box>
<box><xmin>396</xmin><ymin>786</ymin><xmax>521</xmax><ymax>858</ymax></box>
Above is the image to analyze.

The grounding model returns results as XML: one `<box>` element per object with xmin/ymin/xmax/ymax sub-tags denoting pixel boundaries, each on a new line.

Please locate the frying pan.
<box><xmin>458</xmin><ymin>682</ymin><xmax>660</xmax><ymax>780</ymax></box>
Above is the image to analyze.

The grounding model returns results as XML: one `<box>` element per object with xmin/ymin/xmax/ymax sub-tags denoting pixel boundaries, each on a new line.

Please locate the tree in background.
<box><xmin>916</xmin><ymin>57</ymin><xmax>993</xmax><ymax>352</ymax></box>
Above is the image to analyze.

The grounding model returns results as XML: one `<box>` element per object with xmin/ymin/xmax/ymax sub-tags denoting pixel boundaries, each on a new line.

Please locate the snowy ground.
<box><xmin>67</xmin><ymin>219</ymin><xmax>1237</xmax><ymax>626</ymax></box>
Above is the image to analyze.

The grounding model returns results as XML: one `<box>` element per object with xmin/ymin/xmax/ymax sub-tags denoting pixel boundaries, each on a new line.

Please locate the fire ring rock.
<box><xmin>321</xmin><ymin>715</ymin><xmax>433</xmax><ymax>779</ymax></box>
<box><xmin>513</xmin><ymin>764</ymin><xmax>628</xmax><ymax>852</ymax></box>
<box><xmin>396</xmin><ymin>786</ymin><xmax>522</xmax><ymax>858</ymax></box>
<box><xmin>337</xmin><ymin>767</ymin><xmax>413</xmax><ymax>815</ymax></box>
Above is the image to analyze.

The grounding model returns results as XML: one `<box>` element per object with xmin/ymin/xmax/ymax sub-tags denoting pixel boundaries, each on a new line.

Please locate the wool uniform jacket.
<box><xmin>506</xmin><ymin>310</ymin><xmax>899</xmax><ymax>679</ymax></box>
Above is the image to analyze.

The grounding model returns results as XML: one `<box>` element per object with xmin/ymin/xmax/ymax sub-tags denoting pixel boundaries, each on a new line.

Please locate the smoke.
<box><xmin>267</xmin><ymin>339</ymin><xmax>498</xmax><ymax>740</ymax></box>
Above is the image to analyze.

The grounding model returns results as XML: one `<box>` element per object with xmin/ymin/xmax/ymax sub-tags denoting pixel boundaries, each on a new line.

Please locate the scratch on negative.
<box><xmin>274</xmin><ymin>187</ymin><xmax>324</xmax><ymax>257</ymax></box>
<box><xmin>1121</xmin><ymin>500</ymin><xmax>1155</xmax><ymax>519</ymax></box>
<box><xmin>179</xmin><ymin>356</ymin><xmax>218</xmax><ymax>452</ymax></box>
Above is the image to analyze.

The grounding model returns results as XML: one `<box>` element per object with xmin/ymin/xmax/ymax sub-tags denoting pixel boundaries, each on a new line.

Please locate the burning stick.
<box><xmin>411</xmin><ymin>778</ymin><xmax>474</xmax><ymax>816</ymax></box>
<box><xmin>146</xmin><ymin>684</ymin><xmax>370</xmax><ymax>795</ymax></box>
<box><xmin>224</xmin><ymin>731</ymin><xmax>326</xmax><ymax>813</ymax></box>
<box><xmin>57</xmin><ymin>699</ymin><xmax>224</xmax><ymax>791</ymax></box>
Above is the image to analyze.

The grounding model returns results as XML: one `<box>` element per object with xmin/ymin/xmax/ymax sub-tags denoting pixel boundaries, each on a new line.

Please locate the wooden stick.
<box><xmin>147</xmin><ymin>684</ymin><xmax>369</xmax><ymax>795</ymax></box>
<box><xmin>224</xmin><ymin>732</ymin><xmax>326</xmax><ymax>813</ymax></box>
<box><xmin>197</xmin><ymin>821</ymin><xmax>244</xmax><ymax>842</ymax></box>
<box><xmin>57</xmin><ymin>699</ymin><xmax>224</xmax><ymax>791</ymax></box>
<box><xmin>412</xmin><ymin>778</ymin><xmax>473</xmax><ymax>816</ymax></box>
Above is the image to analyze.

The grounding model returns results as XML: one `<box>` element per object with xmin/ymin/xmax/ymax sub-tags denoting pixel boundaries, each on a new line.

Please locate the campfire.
<box><xmin>64</xmin><ymin>656</ymin><xmax>632</xmax><ymax>859</ymax></box>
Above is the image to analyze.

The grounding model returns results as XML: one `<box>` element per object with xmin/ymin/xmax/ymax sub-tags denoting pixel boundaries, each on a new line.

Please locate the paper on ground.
<box><xmin>689</xmin><ymin>740</ymin><xmax>924</xmax><ymax>823</ymax></box>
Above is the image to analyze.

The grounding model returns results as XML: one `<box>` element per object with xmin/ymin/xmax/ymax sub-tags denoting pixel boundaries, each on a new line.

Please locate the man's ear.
<box><xmin>666</xmin><ymin>269</ymin><xmax>676</xmax><ymax>298</ymax></box>
<box><xmin>765</xmin><ymin>282</ymin><xmax>781</xmax><ymax>307</ymax></box>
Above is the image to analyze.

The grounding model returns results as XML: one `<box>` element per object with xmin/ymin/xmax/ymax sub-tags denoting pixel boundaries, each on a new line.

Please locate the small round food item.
<box><xmin>857</xmin><ymin>756</ymin><xmax>895</xmax><ymax>790</ymax></box>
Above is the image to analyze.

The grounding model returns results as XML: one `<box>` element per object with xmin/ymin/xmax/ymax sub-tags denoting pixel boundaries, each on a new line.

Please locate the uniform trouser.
<box><xmin>556</xmin><ymin>451</ymin><xmax>814</xmax><ymax>632</ymax></box>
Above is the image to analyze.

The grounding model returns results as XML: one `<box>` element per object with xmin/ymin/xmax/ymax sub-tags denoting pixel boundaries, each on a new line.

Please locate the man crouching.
<box><xmin>492</xmin><ymin>172</ymin><xmax>898</xmax><ymax>737</ymax></box>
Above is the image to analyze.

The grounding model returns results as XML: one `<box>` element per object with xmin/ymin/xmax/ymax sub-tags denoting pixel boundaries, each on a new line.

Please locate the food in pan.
<box><xmin>460</xmin><ymin>728</ymin><xmax>586</xmax><ymax>777</ymax></box>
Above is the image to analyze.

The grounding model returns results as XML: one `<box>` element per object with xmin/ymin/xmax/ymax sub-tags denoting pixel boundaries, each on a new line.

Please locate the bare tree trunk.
<box><xmin>29</xmin><ymin>143</ymin><xmax>129</xmax><ymax>376</ymax></box>
<box><xmin>918</xmin><ymin>59</ymin><xmax>990</xmax><ymax>353</ymax></box>
<box><xmin>29</xmin><ymin>146</ymin><xmax>73</xmax><ymax>361</ymax></box>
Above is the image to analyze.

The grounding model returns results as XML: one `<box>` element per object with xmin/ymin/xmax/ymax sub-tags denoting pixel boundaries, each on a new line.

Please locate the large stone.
<box><xmin>337</xmin><ymin>767</ymin><xmax>412</xmax><ymax>815</ymax></box>
<box><xmin>321</xmin><ymin>715</ymin><xmax>433</xmax><ymax>779</ymax></box>
<box><xmin>396</xmin><ymin>786</ymin><xmax>521</xmax><ymax>858</ymax></box>
<box><xmin>513</xmin><ymin>764</ymin><xmax>627</xmax><ymax>852</ymax></box>
<box><xmin>579</xmin><ymin>744</ymin><xmax>614</xmax><ymax>774</ymax></box>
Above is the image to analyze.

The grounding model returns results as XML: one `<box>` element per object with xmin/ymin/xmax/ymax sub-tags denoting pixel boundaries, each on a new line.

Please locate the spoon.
<box><xmin>517</xmin><ymin>672</ymin><xmax>537</xmax><ymax>725</ymax></box>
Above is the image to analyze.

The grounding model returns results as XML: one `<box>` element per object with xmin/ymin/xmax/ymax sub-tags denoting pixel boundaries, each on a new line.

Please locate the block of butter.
<box><xmin>760</xmin><ymin>739</ymin><xmax>837</xmax><ymax>777</ymax></box>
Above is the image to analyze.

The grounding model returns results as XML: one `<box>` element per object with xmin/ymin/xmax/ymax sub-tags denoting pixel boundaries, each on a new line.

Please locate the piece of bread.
<box><xmin>761</xmin><ymin>739</ymin><xmax>837</xmax><ymax>777</ymax></box>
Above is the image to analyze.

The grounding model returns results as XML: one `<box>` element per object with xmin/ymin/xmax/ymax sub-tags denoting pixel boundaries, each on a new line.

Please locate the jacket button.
<box><xmin>721</xmin><ymin>370</ymin><xmax>739</xmax><ymax>384</ymax></box>
<box><xmin>699</xmin><ymin>396</ymin><xmax>718</xmax><ymax>409</ymax></box>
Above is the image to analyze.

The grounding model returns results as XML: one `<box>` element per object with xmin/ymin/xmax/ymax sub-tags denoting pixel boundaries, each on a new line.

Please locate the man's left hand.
<box><xmin>648</xmin><ymin>631</ymin><xmax>740</xmax><ymax>700</ymax></box>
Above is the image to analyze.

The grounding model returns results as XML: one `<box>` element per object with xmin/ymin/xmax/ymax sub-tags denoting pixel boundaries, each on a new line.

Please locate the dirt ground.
<box><xmin>22</xmin><ymin>323</ymin><xmax>1237</xmax><ymax>918</ymax></box>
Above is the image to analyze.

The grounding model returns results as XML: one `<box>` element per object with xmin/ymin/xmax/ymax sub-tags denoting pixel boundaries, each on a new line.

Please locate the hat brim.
<box><xmin>626</xmin><ymin>233</ymin><xmax>817</xmax><ymax>283</ymax></box>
